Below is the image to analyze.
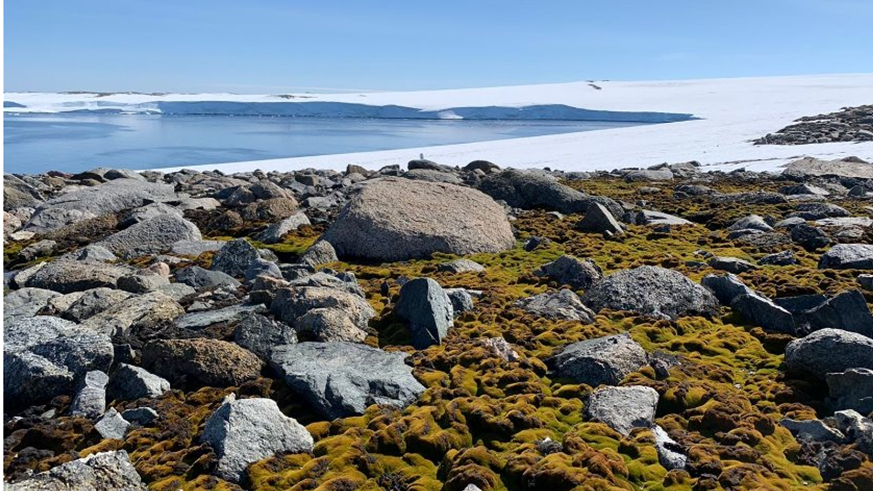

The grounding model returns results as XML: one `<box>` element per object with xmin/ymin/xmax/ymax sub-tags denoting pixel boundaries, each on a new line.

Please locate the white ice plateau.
<box><xmin>6</xmin><ymin>73</ymin><xmax>873</xmax><ymax>174</ymax></box>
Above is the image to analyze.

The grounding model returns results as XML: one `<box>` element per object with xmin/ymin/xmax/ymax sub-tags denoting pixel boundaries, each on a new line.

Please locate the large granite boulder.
<box><xmin>819</xmin><ymin>244</ymin><xmax>873</xmax><ymax>270</ymax></box>
<box><xmin>584</xmin><ymin>266</ymin><xmax>719</xmax><ymax>320</ymax></box>
<box><xmin>783</xmin><ymin>156</ymin><xmax>873</xmax><ymax>179</ymax></box>
<box><xmin>270</xmin><ymin>342</ymin><xmax>426</xmax><ymax>419</ymax></box>
<box><xmin>211</xmin><ymin>238</ymin><xmax>259</xmax><ymax>277</ymax></box>
<box><xmin>785</xmin><ymin>328</ymin><xmax>873</xmax><ymax>380</ymax></box>
<box><xmin>548</xmin><ymin>334</ymin><xmax>648</xmax><ymax>387</ymax></box>
<box><xmin>201</xmin><ymin>396</ymin><xmax>313</xmax><ymax>482</ymax></box>
<box><xmin>24</xmin><ymin>260</ymin><xmax>129</xmax><ymax>293</ymax></box>
<box><xmin>479</xmin><ymin>168</ymin><xmax>621</xmax><ymax>216</ymax></box>
<box><xmin>534</xmin><ymin>255</ymin><xmax>603</xmax><ymax>289</ymax></box>
<box><xmin>271</xmin><ymin>286</ymin><xmax>374</xmax><ymax>343</ymax></box>
<box><xmin>256</xmin><ymin>211</ymin><xmax>311</xmax><ymax>244</ymax></box>
<box><xmin>174</xmin><ymin>266</ymin><xmax>241</xmax><ymax>290</ymax></box>
<box><xmin>827</xmin><ymin>368</ymin><xmax>873</xmax><ymax>414</ymax></box>
<box><xmin>323</xmin><ymin>178</ymin><xmax>514</xmax><ymax>261</ymax></box>
<box><xmin>5</xmin><ymin>316</ymin><xmax>113</xmax><ymax>408</ymax></box>
<box><xmin>395</xmin><ymin>278</ymin><xmax>454</xmax><ymax>349</ymax></box>
<box><xmin>81</xmin><ymin>291</ymin><xmax>184</xmax><ymax>338</ymax></box>
<box><xmin>24</xmin><ymin>179</ymin><xmax>177</xmax><ymax>233</ymax></box>
<box><xmin>6</xmin><ymin>450</ymin><xmax>146</xmax><ymax>491</ymax></box>
<box><xmin>107</xmin><ymin>363</ymin><xmax>171</xmax><ymax>401</ymax></box>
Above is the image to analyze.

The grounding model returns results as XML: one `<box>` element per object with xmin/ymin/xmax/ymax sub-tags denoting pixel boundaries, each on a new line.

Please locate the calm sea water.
<box><xmin>3</xmin><ymin>113</ymin><xmax>644</xmax><ymax>174</ymax></box>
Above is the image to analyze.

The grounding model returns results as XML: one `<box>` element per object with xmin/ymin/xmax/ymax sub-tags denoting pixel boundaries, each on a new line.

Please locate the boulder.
<box><xmin>233</xmin><ymin>312</ymin><xmax>298</xmax><ymax>359</ymax></box>
<box><xmin>708</xmin><ymin>256</ymin><xmax>757</xmax><ymax>274</ymax></box>
<box><xmin>801</xmin><ymin>290</ymin><xmax>873</xmax><ymax>337</ymax></box>
<box><xmin>575</xmin><ymin>202</ymin><xmax>623</xmax><ymax>235</ymax></box>
<box><xmin>70</xmin><ymin>370</ymin><xmax>109</xmax><ymax>419</ymax></box>
<box><xmin>780</xmin><ymin>418</ymin><xmax>845</xmax><ymax>443</ymax></box>
<box><xmin>445</xmin><ymin>288</ymin><xmax>475</xmax><ymax>316</ymax></box>
<box><xmin>121</xmin><ymin>407</ymin><xmax>159</xmax><ymax>426</ymax></box>
<box><xmin>68</xmin><ymin>244</ymin><xmax>118</xmax><ymax>262</ymax></box>
<box><xmin>169</xmin><ymin>239</ymin><xmax>225</xmax><ymax>257</ymax></box>
<box><xmin>201</xmin><ymin>396</ymin><xmax>313</xmax><ymax>482</ymax></box>
<box><xmin>479</xmin><ymin>168</ymin><xmax>620</xmax><ymax>215</ymax></box>
<box><xmin>3</xmin><ymin>287</ymin><xmax>61</xmax><ymax>321</ymax></box>
<box><xmin>141</xmin><ymin>338</ymin><xmax>262</xmax><ymax>388</ymax></box>
<box><xmin>785</xmin><ymin>328</ymin><xmax>873</xmax><ymax>380</ymax></box>
<box><xmin>271</xmin><ymin>286</ymin><xmax>374</xmax><ymax>343</ymax></box>
<box><xmin>240</xmin><ymin>197</ymin><xmax>299</xmax><ymax>222</ymax></box>
<box><xmin>405</xmin><ymin>168</ymin><xmax>462</xmax><ymax>184</ymax></box>
<box><xmin>788</xmin><ymin>202</ymin><xmax>850</xmax><ymax>220</ymax></box>
<box><xmin>24</xmin><ymin>259</ymin><xmax>129</xmax><ymax>293</ymax></box>
<box><xmin>299</xmin><ymin>240</ymin><xmax>338</xmax><ymax>268</ymax></box>
<box><xmin>211</xmin><ymin>238</ymin><xmax>259</xmax><ymax>277</ymax></box>
<box><xmin>24</xmin><ymin>179</ymin><xmax>177</xmax><ymax>233</ymax></box>
<box><xmin>6</xmin><ymin>450</ymin><xmax>146</xmax><ymax>491</ymax></box>
<box><xmin>107</xmin><ymin>363</ymin><xmax>171</xmax><ymax>401</ymax></box>
<box><xmin>827</xmin><ymin>368</ymin><xmax>873</xmax><ymax>414</ymax></box>
<box><xmin>701</xmin><ymin>273</ymin><xmax>755</xmax><ymax>306</ymax></box>
<box><xmin>534</xmin><ymin>255</ymin><xmax>603</xmax><ymax>289</ymax></box>
<box><xmin>324</xmin><ymin>178</ymin><xmax>514</xmax><ymax>261</ymax></box>
<box><xmin>515</xmin><ymin>289</ymin><xmax>596</xmax><ymax>322</ymax></box>
<box><xmin>395</xmin><ymin>278</ymin><xmax>454</xmax><ymax>349</ymax></box>
<box><xmin>630</xmin><ymin>210</ymin><xmax>692</xmax><ymax>227</ymax></box>
<box><xmin>653</xmin><ymin>425</ymin><xmax>687</xmax><ymax>471</ymax></box>
<box><xmin>624</xmin><ymin>169</ymin><xmax>673</xmax><ymax>181</ymax></box>
<box><xmin>437</xmin><ymin>258</ymin><xmax>486</xmax><ymax>274</ymax></box>
<box><xmin>819</xmin><ymin>244</ymin><xmax>873</xmax><ymax>270</ymax></box>
<box><xmin>759</xmin><ymin>250</ymin><xmax>797</xmax><ymax>266</ymax></box>
<box><xmin>270</xmin><ymin>342</ymin><xmax>426</xmax><ymax>419</ymax></box>
<box><xmin>58</xmin><ymin>288</ymin><xmax>133</xmax><ymax>323</ymax></box>
<box><xmin>175</xmin><ymin>266</ymin><xmax>241</xmax><ymax>290</ymax></box>
<box><xmin>549</xmin><ymin>334</ymin><xmax>648</xmax><ymax>387</ymax></box>
<box><xmin>244</xmin><ymin>258</ymin><xmax>282</xmax><ymax>282</ymax></box>
<box><xmin>117</xmin><ymin>273</ymin><xmax>170</xmax><ymax>294</ymax></box>
<box><xmin>5</xmin><ymin>316</ymin><xmax>113</xmax><ymax>408</ymax></box>
<box><xmin>584</xmin><ymin>266</ymin><xmax>719</xmax><ymax>320</ymax></box>
<box><xmin>94</xmin><ymin>408</ymin><xmax>130</xmax><ymax>440</ymax></box>
<box><xmin>729</xmin><ymin>215</ymin><xmax>773</xmax><ymax>232</ymax></box>
<box><xmin>783</xmin><ymin>156</ymin><xmax>873</xmax><ymax>179</ymax></box>
<box><xmin>731</xmin><ymin>293</ymin><xmax>796</xmax><ymax>334</ymax></box>
<box><xmin>585</xmin><ymin>385</ymin><xmax>659</xmax><ymax>436</ymax></box>
<box><xmin>81</xmin><ymin>292</ymin><xmax>184</xmax><ymax>338</ymax></box>
<box><xmin>834</xmin><ymin>410</ymin><xmax>873</xmax><ymax>455</ymax></box>
<box><xmin>256</xmin><ymin>211</ymin><xmax>311</xmax><ymax>243</ymax></box>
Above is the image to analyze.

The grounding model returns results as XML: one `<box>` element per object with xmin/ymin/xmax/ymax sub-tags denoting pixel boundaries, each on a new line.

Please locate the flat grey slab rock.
<box><xmin>819</xmin><ymin>244</ymin><xmax>873</xmax><ymax>269</ymax></box>
<box><xmin>516</xmin><ymin>289</ymin><xmax>595</xmax><ymax>322</ymax></box>
<box><xmin>270</xmin><ymin>342</ymin><xmax>426</xmax><ymax>419</ymax></box>
<box><xmin>585</xmin><ymin>385</ymin><xmax>659</xmax><ymax>436</ymax></box>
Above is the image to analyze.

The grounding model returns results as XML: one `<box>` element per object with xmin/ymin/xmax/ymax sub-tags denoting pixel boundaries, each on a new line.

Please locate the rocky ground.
<box><xmin>755</xmin><ymin>105</ymin><xmax>873</xmax><ymax>145</ymax></box>
<box><xmin>4</xmin><ymin>155</ymin><xmax>873</xmax><ymax>491</ymax></box>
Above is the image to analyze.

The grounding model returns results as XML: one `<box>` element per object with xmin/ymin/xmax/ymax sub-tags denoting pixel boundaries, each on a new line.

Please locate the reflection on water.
<box><xmin>3</xmin><ymin>113</ymin><xmax>645</xmax><ymax>174</ymax></box>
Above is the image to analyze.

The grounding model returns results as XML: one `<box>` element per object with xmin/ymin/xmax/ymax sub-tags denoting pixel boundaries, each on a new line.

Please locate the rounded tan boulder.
<box><xmin>324</xmin><ymin>177</ymin><xmax>515</xmax><ymax>261</ymax></box>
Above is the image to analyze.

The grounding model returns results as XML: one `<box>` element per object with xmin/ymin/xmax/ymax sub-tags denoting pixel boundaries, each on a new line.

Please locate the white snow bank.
<box><xmin>7</xmin><ymin>74</ymin><xmax>873</xmax><ymax>173</ymax></box>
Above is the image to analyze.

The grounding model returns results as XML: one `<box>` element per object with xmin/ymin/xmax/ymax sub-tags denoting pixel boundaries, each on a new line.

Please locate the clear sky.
<box><xmin>5</xmin><ymin>0</ymin><xmax>873</xmax><ymax>93</ymax></box>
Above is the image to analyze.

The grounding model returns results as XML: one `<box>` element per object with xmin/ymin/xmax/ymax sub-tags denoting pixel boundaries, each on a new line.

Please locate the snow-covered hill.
<box><xmin>6</xmin><ymin>74</ymin><xmax>873</xmax><ymax>173</ymax></box>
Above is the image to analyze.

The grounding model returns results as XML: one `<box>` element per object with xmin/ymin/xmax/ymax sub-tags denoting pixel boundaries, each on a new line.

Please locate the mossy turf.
<box><xmin>5</xmin><ymin>174</ymin><xmax>873</xmax><ymax>490</ymax></box>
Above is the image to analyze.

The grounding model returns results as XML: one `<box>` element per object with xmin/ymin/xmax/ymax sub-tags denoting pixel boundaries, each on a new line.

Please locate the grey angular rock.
<box><xmin>790</xmin><ymin>224</ymin><xmax>832</xmax><ymax>250</ymax></box>
<box><xmin>584</xmin><ymin>266</ymin><xmax>719</xmax><ymax>320</ymax></box>
<box><xmin>729</xmin><ymin>215</ymin><xmax>773</xmax><ymax>232</ymax></box>
<box><xmin>585</xmin><ymin>385</ymin><xmax>659</xmax><ymax>436</ymax></box>
<box><xmin>653</xmin><ymin>425</ymin><xmax>687</xmax><ymax>471</ymax></box>
<box><xmin>201</xmin><ymin>396</ymin><xmax>313</xmax><ymax>482</ymax></box>
<box><xmin>211</xmin><ymin>238</ymin><xmax>259</xmax><ymax>277</ymax></box>
<box><xmin>121</xmin><ymin>407</ymin><xmax>159</xmax><ymax>426</ymax></box>
<box><xmin>515</xmin><ymin>289</ymin><xmax>596</xmax><ymax>322</ymax></box>
<box><xmin>788</xmin><ymin>202</ymin><xmax>850</xmax><ymax>220</ymax></box>
<box><xmin>405</xmin><ymin>168</ymin><xmax>462</xmax><ymax>184</ymax></box>
<box><xmin>482</xmin><ymin>337</ymin><xmax>520</xmax><ymax>362</ymax></box>
<box><xmin>624</xmin><ymin>168</ymin><xmax>673</xmax><ymax>181</ymax></box>
<box><xmin>233</xmin><ymin>312</ymin><xmax>298</xmax><ymax>359</ymax></box>
<box><xmin>299</xmin><ymin>240</ymin><xmax>338</xmax><ymax>268</ymax></box>
<box><xmin>3</xmin><ymin>287</ymin><xmax>61</xmax><ymax>320</ymax></box>
<box><xmin>120</xmin><ymin>202</ymin><xmax>182</xmax><ymax>227</ymax></box>
<box><xmin>70</xmin><ymin>370</ymin><xmax>109</xmax><ymax>419</ymax></box>
<box><xmin>780</xmin><ymin>418</ymin><xmax>844</xmax><ymax>443</ymax></box>
<box><xmin>759</xmin><ymin>250</ymin><xmax>797</xmax><ymax>266</ymax></box>
<box><xmin>271</xmin><ymin>285</ymin><xmax>374</xmax><ymax>343</ymax></box>
<box><xmin>94</xmin><ymin>408</ymin><xmax>130</xmax><ymax>440</ymax></box>
<box><xmin>169</xmin><ymin>239</ymin><xmax>225</xmax><ymax>257</ymax></box>
<box><xmin>834</xmin><ymin>410</ymin><xmax>873</xmax><ymax>455</ymax></box>
<box><xmin>631</xmin><ymin>210</ymin><xmax>693</xmax><ymax>227</ymax></box>
<box><xmin>802</xmin><ymin>290</ymin><xmax>873</xmax><ymax>337</ymax></box>
<box><xmin>445</xmin><ymin>288</ymin><xmax>475</xmax><ymax>316</ymax></box>
<box><xmin>785</xmin><ymin>328</ymin><xmax>873</xmax><ymax>380</ymax></box>
<box><xmin>479</xmin><ymin>168</ymin><xmax>621</xmax><ymax>216</ymax></box>
<box><xmin>783</xmin><ymin>156</ymin><xmax>873</xmax><ymax>179</ymax></box>
<box><xmin>107</xmin><ymin>363</ymin><xmax>171</xmax><ymax>401</ymax></box>
<box><xmin>827</xmin><ymin>368</ymin><xmax>873</xmax><ymax>414</ymax></box>
<box><xmin>709</xmin><ymin>256</ymin><xmax>757</xmax><ymax>274</ymax></box>
<box><xmin>175</xmin><ymin>265</ymin><xmax>241</xmax><ymax>290</ymax></box>
<box><xmin>24</xmin><ymin>259</ymin><xmax>129</xmax><ymax>293</ymax></box>
<box><xmin>395</xmin><ymin>278</ymin><xmax>454</xmax><ymax>349</ymax></box>
<box><xmin>244</xmin><ymin>258</ymin><xmax>283</xmax><ymax>282</ymax></box>
<box><xmin>58</xmin><ymin>288</ymin><xmax>132</xmax><ymax>323</ymax></box>
<box><xmin>256</xmin><ymin>211</ymin><xmax>311</xmax><ymax>244</ymax></box>
<box><xmin>819</xmin><ymin>244</ymin><xmax>873</xmax><ymax>270</ymax></box>
<box><xmin>6</xmin><ymin>450</ymin><xmax>146</xmax><ymax>491</ymax></box>
<box><xmin>81</xmin><ymin>291</ymin><xmax>184</xmax><ymax>338</ymax></box>
<box><xmin>176</xmin><ymin>303</ymin><xmax>264</xmax><ymax>330</ymax></box>
<box><xmin>117</xmin><ymin>273</ymin><xmax>171</xmax><ymax>294</ymax></box>
<box><xmin>68</xmin><ymin>244</ymin><xmax>118</xmax><ymax>262</ymax></box>
<box><xmin>270</xmin><ymin>342</ymin><xmax>426</xmax><ymax>419</ymax></box>
<box><xmin>731</xmin><ymin>293</ymin><xmax>796</xmax><ymax>335</ymax></box>
<box><xmin>437</xmin><ymin>258</ymin><xmax>485</xmax><ymax>274</ymax></box>
<box><xmin>701</xmin><ymin>273</ymin><xmax>755</xmax><ymax>306</ymax></box>
<box><xmin>5</xmin><ymin>316</ymin><xmax>113</xmax><ymax>407</ymax></box>
<box><xmin>576</xmin><ymin>202</ymin><xmax>623</xmax><ymax>235</ymax></box>
<box><xmin>549</xmin><ymin>334</ymin><xmax>648</xmax><ymax>387</ymax></box>
<box><xmin>324</xmin><ymin>177</ymin><xmax>515</xmax><ymax>261</ymax></box>
<box><xmin>19</xmin><ymin>239</ymin><xmax>57</xmax><ymax>261</ymax></box>
<box><xmin>534</xmin><ymin>255</ymin><xmax>603</xmax><ymax>289</ymax></box>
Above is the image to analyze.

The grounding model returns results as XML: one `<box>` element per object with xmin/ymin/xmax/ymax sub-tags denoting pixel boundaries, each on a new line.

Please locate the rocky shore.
<box><xmin>756</xmin><ymin>105</ymin><xmax>873</xmax><ymax>146</ymax></box>
<box><xmin>5</xmin><ymin>155</ymin><xmax>873</xmax><ymax>490</ymax></box>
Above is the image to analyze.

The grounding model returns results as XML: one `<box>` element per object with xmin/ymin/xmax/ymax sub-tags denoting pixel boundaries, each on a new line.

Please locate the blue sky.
<box><xmin>5</xmin><ymin>0</ymin><xmax>873</xmax><ymax>93</ymax></box>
